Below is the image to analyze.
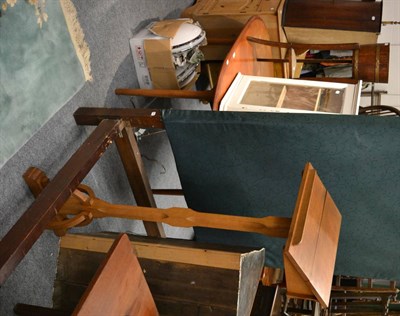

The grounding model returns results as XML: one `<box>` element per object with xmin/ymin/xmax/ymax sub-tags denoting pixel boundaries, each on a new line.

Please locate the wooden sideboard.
<box><xmin>282</xmin><ymin>0</ymin><xmax>382</xmax><ymax>45</ymax></box>
<box><xmin>181</xmin><ymin>0</ymin><xmax>286</xmax><ymax>61</ymax></box>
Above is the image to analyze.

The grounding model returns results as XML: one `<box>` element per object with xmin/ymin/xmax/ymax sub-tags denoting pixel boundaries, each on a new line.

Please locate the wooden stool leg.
<box><xmin>115</xmin><ymin>88</ymin><xmax>215</xmax><ymax>103</ymax></box>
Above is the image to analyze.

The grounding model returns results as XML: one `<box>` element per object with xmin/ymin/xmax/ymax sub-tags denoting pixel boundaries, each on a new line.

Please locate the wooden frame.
<box><xmin>284</xmin><ymin>163</ymin><xmax>341</xmax><ymax>308</ymax></box>
<box><xmin>51</xmin><ymin>233</ymin><xmax>265</xmax><ymax>316</ymax></box>
<box><xmin>0</xmin><ymin>107</ymin><xmax>342</xmax><ymax>311</ymax></box>
<box><xmin>0</xmin><ymin>109</ymin><xmax>165</xmax><ymax>284</ymax></box>
<box><xmin>219</xmin><ymin>73</ymin><xmax>362</xmax><ymax>114</ymax></box>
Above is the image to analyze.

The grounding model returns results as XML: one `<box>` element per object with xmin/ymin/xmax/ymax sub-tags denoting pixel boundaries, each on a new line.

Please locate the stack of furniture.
<box><xmin>330</xmin><ymin>276</ymin><xmax>399</xmax><ymax>315</ymax></box>
<box><xmin>0</xmin><ymin>107</ymin><xmax>344</xmax><ymax>315</ymax></box>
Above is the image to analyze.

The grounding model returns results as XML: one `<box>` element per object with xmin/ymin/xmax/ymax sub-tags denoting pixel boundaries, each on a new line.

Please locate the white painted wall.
<box><xmin>360</xmin><ymin>0</ymin><xmax>400</xmax><ymax>108</ymax></box>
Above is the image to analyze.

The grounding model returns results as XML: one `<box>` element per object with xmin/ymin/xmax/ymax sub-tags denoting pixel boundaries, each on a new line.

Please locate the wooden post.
<box><xmin>0</xmin><ymin>119</ymin><xmax>122</xmax><ymax>285</ymax></box>
<box><xmin>51</xmin><ymin>183</ymin><xmax>291</xmax><ymax>239</ymax></box>
<box><xmin>115</xmin><ymin>124</ymin><xmax>165</xmax><ymax>238</ymax></box>
<box><xmin>74</xmin><ymin>109</ymin><xmax>167</xmax><ymax>237</ymax></box>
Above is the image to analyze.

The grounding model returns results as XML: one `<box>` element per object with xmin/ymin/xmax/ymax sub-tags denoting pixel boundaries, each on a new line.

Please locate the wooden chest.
<box><xmin>358</xmin><ymin>43</ymin><xmax>390</xmax><ymax>83</ymax></box>
<box><xmin>282</xmin><ymin>0</ymin><xmax>382</xmax><ymax>45</ymax></box>
<box><xmin>54</xmin><ymin>233</ymin><xmax>265</xmax><ymax>316</ymax></box>
<box><xmin>181</xmin><ymin>0</ymin><xmax>286</xmax><ymax>60</ymax></box>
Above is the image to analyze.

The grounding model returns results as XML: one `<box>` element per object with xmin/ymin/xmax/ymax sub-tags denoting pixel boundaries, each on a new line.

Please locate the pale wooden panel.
<box><xmin>310</xmin><ymin>192</ymin><xmax>341</xmax><ymax>306</ymax></box>
<box><xmin>283</xmin><ymin>255</ymin><xmax>315</xmax><ymax>301</ymax></box>
<box><xmin>73</xmin><ymin>234</ymin><xmax>158</xmax><ymax>316</ymax></box>
<box><xmin>284</xmin><ymin>163</ymin><xmax>342</xmax><ymax>308</ymax></box>
<box><xmin>182</xmin><ymin>0</ymin><xmax>284</xmax><ymax>61</ymax></box>
<box><xmin>60</xmin><ymin>234</ymin><xmax>243</xmax><ymax>270</ymax></box>
<box><xmin>284</xmin><ymin>27</ymin><xmax>378</xmax><ymax>45</ymax></box>
<box><xmin>57</xmin><ymin>234</ymin><xmax>264</xmax><ymax>316</ymax></box>
<box><xmin>285</xmin><ymin>168</ymin><xmax>326</xmax><ymax>277</ymax></box>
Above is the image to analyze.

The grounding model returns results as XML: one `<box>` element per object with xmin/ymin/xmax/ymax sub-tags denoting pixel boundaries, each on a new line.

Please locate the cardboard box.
<box><xmin>129</xmin><ymin>19</ymin><xmax>204</xmax><ymax>90</ymax></box>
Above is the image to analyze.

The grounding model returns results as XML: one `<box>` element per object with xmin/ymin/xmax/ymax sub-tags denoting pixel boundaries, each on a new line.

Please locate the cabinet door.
<box><xmin>241</xmin><ymin>81</ymin><xmax>346</xmax><ymax>113</ymax></box>
<box><xmin>283</xmin><ymin>0</ymin><xmax>382</xmax><ymax>33</ymax></box>
<box><xmin>219</xmin><ymin>74</ymin><xmax>361</xmax><ymax>115</ymax></box>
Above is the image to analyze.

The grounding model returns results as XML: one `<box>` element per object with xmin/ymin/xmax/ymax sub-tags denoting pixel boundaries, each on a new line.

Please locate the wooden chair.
<box><xmin>14</xmin><ymin>234</ymin><xmax>158</xmax><ymax>316</ymax></box>
<box><xmin>358</xmin><ymin>105</ymin><xmax>400</xmax><ymax>117</ymax></box>
<box><xmin>115</xmin><ymin>16</ymin><xmax>275</xmax><ymax>111</ymax></box>
<box><xmin>329</xmin><ymin>276</ymin><xmax>399</xmax><ymax>315</ymax></box>
<box><xmin>246</xmin><ymin>37</ymin><xmax>359</xmax><ymax>82</ymax></box>
<box><xmin>246</xmin><ymin>38</ymin><xmax>390</xmax><ymax>84</ymax></box>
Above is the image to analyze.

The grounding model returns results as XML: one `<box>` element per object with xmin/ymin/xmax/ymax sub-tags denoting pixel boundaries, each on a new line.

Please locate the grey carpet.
<box><xmin>0</xmin><ymin>0</ymin><xmax>204</xmax><ymax>314</ymax></box>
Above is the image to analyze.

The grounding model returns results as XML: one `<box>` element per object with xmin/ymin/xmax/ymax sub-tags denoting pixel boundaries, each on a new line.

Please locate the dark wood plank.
<box><xmin>358</xmin><ymin>43</ymin><xmax>390</xmax><ymax>83</ymax></box>
<box><xmin>151</xmin><ymin>300</ymin><xmax>201</xmax><ymax>316</ymax></box>
<box><xmin>155</xmin><ymin>298</ymin><xmax>236</xmax><ymax>316</ymax></box>
<box><xmin>53</xmin><ymin>249</ymin><xmax>105</xmax><ymax>311</ymax></box>
<box><xmin>55</xmin><ymin>233</ymin><xmax>258</xmax><ymax>314</ymax></box>
<box><xmin>14</xmin><ymin>303</ymin><xmax>69</xmax><ymax>316</ymax></box>
<box><xmin>115</xmin><ymin>126</ymin><xmax>165</xmax><ymax>237</ymax></box>
<box><xmin>115</xmin><ymin>88</ymin><xmax>215</xmax><ymax>103</ymax></box>
<box><xmin>141</xmin><ymin>259</ymin><xmax>239</xmax><ymax>288</ymax></box>
<box><xmin>54</xmin><ymin>249</ymin><xmax>239</xmax><ymax>314</ymax></box>
<box><xmin>56</xmin><ymin>249</ymin><xmax>104</xmax><ymax>284</ymax></box>
<box><xmin>145</xmin><ymin>254</ymin><xmax>237</xmax><ymax>311</ymax></box>
<box><xmin>251</xmin><ymin>284</ymin><xmax>279</xmax><ymax>316</ymax></box>
<box><xmin>53</xmin><ymin>282</ymin><xmax>87</xmax><ymax>313</ymax></box>
<box><xmin>73</xmin><ymin>107</ymin><xmax>164</xmax><ymax>128</ymax></box>
<box><xmin>283</xmin><ymin>0</ymin><xmax>382</xmax><ymax>33</ymax></box>
<box><xmin>148</xmin><ymin>273</ymin><xmax>238</xmax><ymax>309</ymax></box>
<box><xmin>0</xmin><ymin>119</ymin><xmax>121</xmax><ymax>285</ymax></box>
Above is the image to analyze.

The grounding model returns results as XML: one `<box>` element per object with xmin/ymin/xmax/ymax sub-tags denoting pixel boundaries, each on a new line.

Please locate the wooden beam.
<box><xmin>115</xmin><ymin>125</ymin><xmax>165</xmax><ymax>238</ymax></box>
<box><xmin>59</xmin><ymin>193</ymin><xmax>291</xmax><ymax>239</ymax></box>
<box><xmin>0</xmin><ymin>119</ymin><xmax>122</xmax><ymax>285</ymax></box>
<box><xmin>114</xmin><ymin>88</ymin><xmax>215</xmax><ymax>102</ymax></box>
<box><xmin>74</xmin><ymin>107</ymin><xmax>170</xmax><ymax>237</ymax></box>
<box><xmin>60</xmin><ymin>234</ymin><xmax>246</xmax><ymax>270</ymax></box>
<box><xmin>73</xmin><ymin>107</ymin><xmax>165</xmax><ymax>128</ymax></box>
<box><xmin>53</xmin><ymin>179</ymin><xmax>290</xmax><ymax>239</ymax></box>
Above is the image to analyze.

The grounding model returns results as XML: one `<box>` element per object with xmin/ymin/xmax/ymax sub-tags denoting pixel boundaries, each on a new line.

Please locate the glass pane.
<box><xmin>281</xmin><ymin>86</ymin><xmax>320</xmax><ymax>111</ymax></box>
<box><xmin>241</xmin><ymin>81</ymin><xmax>283</xmax><ymax>107</ymax></box>
<box><xmin>240</xmin><ymin>81</ymin><xmax>345</xmax><ymax>113</ymax></box>
<box><xmin>315</xmin><ymin>88</ymin><xmax>345</xmax><ymax>113</ymax></box>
